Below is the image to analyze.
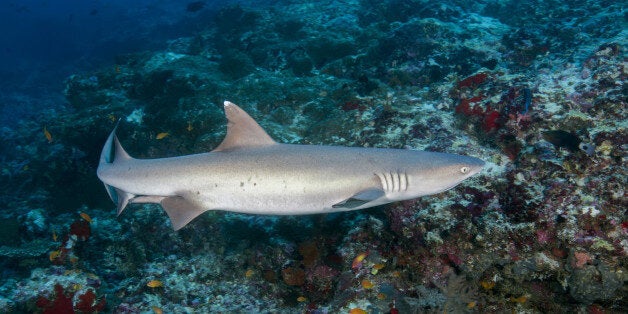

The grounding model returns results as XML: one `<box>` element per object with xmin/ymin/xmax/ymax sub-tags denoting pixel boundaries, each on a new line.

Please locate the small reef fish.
<box><xmin>43</xmin><ymin>127</ymin><xmax>52</xmax><ymax>143</ymax></box>
<box><xmin>151</xmin><ymin>306</ymin><xmax>163</xmax><ymax>314</ymax></box>
<box><xmin>49</xmin><ymin>250</ymin><xmax>61</xmax><ymax>262</ymax></box>
<box><xmin>510</xmin><ymin>295</ymin><xmax>529</xmax><ymax>303</ymax></box>
<box><xmin>361</xmin><ymin>279</ymin><xmax>375</xmax><ymax>289</ymax></box>
<box><xmin>156</xmin><ymin>132</ymin><xmax>169</xmax><ymax>140</ymax></box>
<box><xmin>352</xmin><ymin>252</ymin><xmax>368</xmax><ymax>269</ymax></box>
<box><xmin>97</xmin><ymin>101</ymin><xmax>484</xmax><ymax>230</ymax></box>
<box><xmin>245</xmin><ymin>269</ymin><xmax>254</xmax><ymax>278</ymax></box>
<box><xmin>349</xmin><ymin>308</ymin><xmax>367</xmax><ymax>314</ymax></box>
<box><xmin>146</xmin><ymin>280</ymin><xmax>164</xmax><ymax>288</ymax></box>
<box><xmin>480</xmin><ymin>280</ymin><xmax>495</xmax><ymax>290</ymax></box>
<box><xmin>80</xmin><ymin>212</ymin><xmax>92</xmax><ymax>223</ymax></box>
<box><xmin>296</xmin><ymin>296</ymin><xmax>307</xmax><ymax>302</ymax></box>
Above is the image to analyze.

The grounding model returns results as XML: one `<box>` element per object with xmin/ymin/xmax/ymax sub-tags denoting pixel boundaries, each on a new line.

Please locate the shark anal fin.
<box><xmin>213</xmin><ymin>101</ymin><xmax>276</xmax><ymax>152</ymax></box>
<box><xmin>161</xmin><ymin>196</ymin><xmax>208</xmax><ymax>231</ymax></box>
<box><xmin>332</xmin><ymin>189</ymin><xmax>385</xmax><ymax>209</ymax></box>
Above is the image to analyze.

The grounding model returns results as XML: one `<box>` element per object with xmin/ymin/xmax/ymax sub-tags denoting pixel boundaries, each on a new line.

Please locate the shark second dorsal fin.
<box><xmin>213</xmin><ymin>101</ymin><xmax>276</xmax><ymax>152</ymax></box>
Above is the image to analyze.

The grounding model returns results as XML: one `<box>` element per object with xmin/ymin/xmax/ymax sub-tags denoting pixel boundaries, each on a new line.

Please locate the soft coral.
<box><xmin>36</xmin><ymin>284</ymin><xmax>106</xmax><ymax>314</ymax></box>
<box><xmin>76</xmin><ymin>289</ymin><xmax>106</xmax><ymax>313</ymax></box>
<box><xmin>36</xmin><ymin>284</ymin><xmax>74</xmax><ymax>314</ymax></box>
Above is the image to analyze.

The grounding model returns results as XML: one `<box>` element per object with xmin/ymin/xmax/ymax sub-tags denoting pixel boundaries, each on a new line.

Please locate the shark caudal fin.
<box><xmin>97</xmin><ymin>124</ymin><xmax>135</xmax><ymax>215</ymax></box>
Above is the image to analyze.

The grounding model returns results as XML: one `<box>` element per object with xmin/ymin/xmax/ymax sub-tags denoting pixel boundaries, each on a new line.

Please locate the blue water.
<box><xmin>0</xmin><ymin>0</ymin><xmax>227</xmax><ymax>126</ymax></box>
<box><xmin>0</xmin><ymin>0</ymin><xmax>625</xmax><ymax>313</ymax></box>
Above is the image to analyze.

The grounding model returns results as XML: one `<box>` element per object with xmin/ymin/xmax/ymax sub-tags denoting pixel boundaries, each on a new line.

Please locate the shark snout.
<box><xmin>466</xmin><ymin>156</ymin><xmax>485</xmax><ymax>176</ymax></box>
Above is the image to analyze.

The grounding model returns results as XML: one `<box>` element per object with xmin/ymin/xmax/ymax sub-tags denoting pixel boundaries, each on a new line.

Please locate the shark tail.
<box><xmin>97</xmin><ymin>124</ymin><xmax>135</xmax><ymax>215</ymax></box>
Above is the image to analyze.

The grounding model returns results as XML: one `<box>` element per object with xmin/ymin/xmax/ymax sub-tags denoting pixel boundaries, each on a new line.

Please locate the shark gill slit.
<box><xmin>393</xmin><ymin>171</ymin><xmax>399</xmax><ymax>192</ymax></box>
<box><xmin>376</xmin><ymin>171</ymin><xmax>408</xmax><ymax>194</ymax></box>
<box><xmin>400</xmin><ymin>171</ymin><xmax>408</xmax><ymax>192</ymax></box>
<box><xmin>375</xmin><ymin>173</ymin><xmax>386</xmax><ymax>192</ymax></box>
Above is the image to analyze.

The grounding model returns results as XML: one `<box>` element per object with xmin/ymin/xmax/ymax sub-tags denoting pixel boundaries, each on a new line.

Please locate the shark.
<box><xmin>97</xmin><ymin>101</ymin><xmax>485</xmax><ymax>230</ymax></box>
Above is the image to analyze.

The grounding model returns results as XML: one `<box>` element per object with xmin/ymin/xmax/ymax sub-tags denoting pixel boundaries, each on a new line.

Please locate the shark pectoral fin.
<box><xmin>332</xmin><ymin>189</ymin><xmax>385</xmax><ymax>209</ymax></box>
<box><xmin>160</xmin><ymin>196</ymin><xmax>208</xmax><ymax>231</ymax></box>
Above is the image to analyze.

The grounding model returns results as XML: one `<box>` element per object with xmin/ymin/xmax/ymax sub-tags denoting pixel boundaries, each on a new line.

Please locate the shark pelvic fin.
<box><xmin>98</xmin><ymin>123</ymin><xmax>134</xmax><ymax>215</ymax></box>
<box><xmin>213</xmin><ymin>101</ymin><xmax>276</xmax><ymax>152</ymax></box>
<box><xmin>161</xmin><ymin>196</ymin><xmax>208</xmax><ymax>230</ymax></box>
<box><xmin>332</xmin><ymin>189</ymin><xmax>385</xmax><ymax>209</ymax></box>
<box><xmin>113</xmin><ymin>188</ymin><xmax>134</xmax><ymax>216</ymax></box>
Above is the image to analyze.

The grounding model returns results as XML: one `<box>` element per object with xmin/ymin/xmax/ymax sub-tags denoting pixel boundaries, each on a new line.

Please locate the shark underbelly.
<box><xmin>137</xmin><ymin>146</ymin><xmax>387</xmax><ymax>214</ymax></box>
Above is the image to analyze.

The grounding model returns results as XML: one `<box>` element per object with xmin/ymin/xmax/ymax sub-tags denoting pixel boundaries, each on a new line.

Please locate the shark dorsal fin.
<box><xmin>213</xmin><ymin>101</ymin><xmax>276</xmax><ymax>152</ymax></box>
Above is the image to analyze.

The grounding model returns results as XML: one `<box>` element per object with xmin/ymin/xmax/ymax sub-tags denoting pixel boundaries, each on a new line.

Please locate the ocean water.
<box><xmin>0</xmin><ymin>0</ymin><xmax>625</xmax><ymax>313</ymax></box>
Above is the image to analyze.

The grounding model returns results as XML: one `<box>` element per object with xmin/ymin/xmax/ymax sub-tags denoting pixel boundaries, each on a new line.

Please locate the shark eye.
<box><xmin>460</xmin><ymin>166</ymin><xmax>470</xmax><ymax>174</ymax></box>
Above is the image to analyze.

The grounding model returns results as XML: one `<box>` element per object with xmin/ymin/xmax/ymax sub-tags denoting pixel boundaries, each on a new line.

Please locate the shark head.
<box><xmin>404</xmin><ymin>152</ymin><xmax>485</xmax><ymax>198</ymax></box>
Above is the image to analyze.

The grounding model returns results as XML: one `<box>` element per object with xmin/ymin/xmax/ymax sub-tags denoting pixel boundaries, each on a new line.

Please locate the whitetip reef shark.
<box><xmin>97</xmin><ymin>101</ymin><xmax>485</xmax><ymax>230</ymax></box>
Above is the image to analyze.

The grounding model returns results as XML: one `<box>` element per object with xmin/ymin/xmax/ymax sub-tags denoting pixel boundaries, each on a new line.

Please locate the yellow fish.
<box><xmin>80</xmin><ymin>212</ymin><xmax>92</xmax><ymax>223</ymax></box>
<box><xmin>371</xmin><ymin>263</ymin><xmax>385</xmax><ymax>275</ymax></box>
<box><xmin>296</xmin><ymin>296</ymin><xmax>307</xmax><ymax>302</ymax></box>
<box><xmin>349</xmin><ymin>308</ymin><xmax>367</xmax><ymax>314</ymax></box>
<box><xmin>245</xmin><ymin>269</ymin><xmax>254</xmax><ymax>278</ymax></box>
<box><xmin>510</xmin><ymin>295</ymin><xmax>528</xmax><ymax>303</ymax></box>
<box><xmin>156</xmin><ymin>132</ymin><xmax>169</xmax><ymax>140</ymax></box>
<box><xmin>352</xmin><ymin>252</ymin><xmax>368</xmax><ymax>269</ymax></box>
<box><xmin>43</xmin><ymin>127</ymin><xmax>52</xmax><ymax>143</ymax></box>
<box><xmin>49</xmin><ymin>250</ymin><xmax>61</xmax><ymax>262</ymax></box>
<box><xmin>52</xmin><ymin>230</ymin><xmax>58</xmax><ymax>242</ymax></box>
<box><xmin>361</xmin><ymin>279</ymin><xmax>374</xmax><ymax>289</ymax></box>
<box><xmin>187</xmin><ymin>122</ymin><xmax>193</xmax><ymax>132</ymax></box>
<box><xmin>480</xmin><ymin>280</ymin><xmax>495</xmax><ymax>290</ymax></box>
<box><xmin>151</xmin><ymin>306</ymin><xmax>163</xmax><ymax>314</ymax></box>
<box><xmin>147</xmin><ymin>280</ymin><xmax>164</xmax><ymax>288</ymax></box>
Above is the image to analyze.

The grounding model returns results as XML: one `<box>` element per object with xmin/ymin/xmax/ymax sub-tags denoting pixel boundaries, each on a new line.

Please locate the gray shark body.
<box><xmin>97</xmin><ymin>101</ymin><xmax>484</xmax><ymax>230</ymax></box>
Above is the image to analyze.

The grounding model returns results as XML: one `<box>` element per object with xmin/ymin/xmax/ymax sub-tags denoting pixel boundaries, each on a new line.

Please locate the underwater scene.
<box><xmin>0</xmin><ymin>0</ymin><xmax>626</xmax><ymax>313</ymax></box>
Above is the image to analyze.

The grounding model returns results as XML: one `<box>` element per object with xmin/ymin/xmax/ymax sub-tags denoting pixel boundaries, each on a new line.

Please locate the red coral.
<box><xmin>482</xmin><ymin>109</ymin><xmax>501</xmax><ymax>132</ymax></box>
<box><xmin>36</xmin><ymin>285</ymin><xmax>106</xmax><ymax>314</ymax></box>
<box><xmin>458</xmin><ymin>72</ymin><xmax>488</xmax><ymax>89</ymax></box>
<box><xmin>70</xmin><ymin>219</ymin><xmax>91</xmax><ymax>241</ymax></box>
<box><xmin>454</xmin><ymin>95</ymin><xmax>484</xmax><ymax>116</ymax></box>
<box><xmin>36</xmin><ymin>284</ymin><xmax>74</xmax><ymax>314</ymax></box>
<box><xmin>75</xmin><ymin>289</ymin><xmax>106</xmax><ymax>313</ymax></box>
<box><xmin>573</xmin><ymin>251</ymin><xmax>592</xmax><ymax>269</ymax></box>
